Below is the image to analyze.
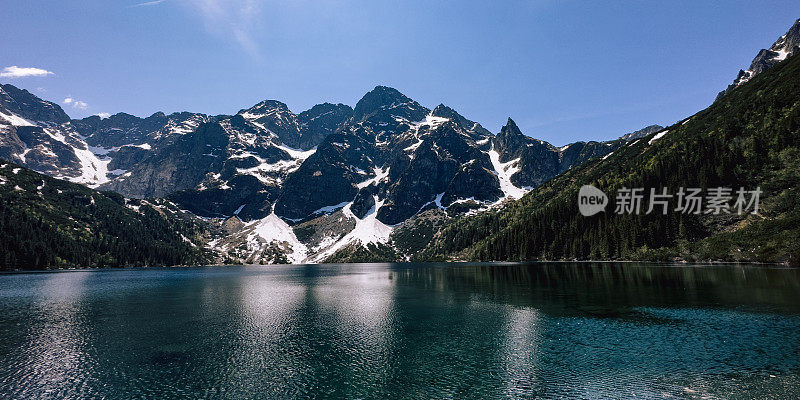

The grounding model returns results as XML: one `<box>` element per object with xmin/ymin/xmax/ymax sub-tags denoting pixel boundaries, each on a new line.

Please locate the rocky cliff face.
<box><xmin>0</xmin><ymin>84</ymin><xmax>70</xmax><ymax>126</ymax></box>
<box><xmin>4</xmin><ymin>17</ymin><xmax>799</xmax><ymax>264</ymax></box>
<box><xmin>0</xmin><ymin>83</ymin><xmax>622</xmax><ymax>263</ymax></box>
<box><xmin>716</xmin><ymin>18</ymin><xmax>800</xmax><ymax>100</ymax></box>
<box><xmin>0</xmin><ymin>85</ymin><xmax>113</xmax><ymax>186</ymax></box>
<box><xmin>297</xmin><ymin>103</ymin><xmax>354</xmax><ymax>148</ymax></box>
<box><xmin>619</xmin><ymin>124</ymin><xmax>664</xmax><ymax>142</ymax></box>
<box><xmin>490</xmin><ymin>118</ymin><xmax>628</xmax><ymax>189</ymax></box>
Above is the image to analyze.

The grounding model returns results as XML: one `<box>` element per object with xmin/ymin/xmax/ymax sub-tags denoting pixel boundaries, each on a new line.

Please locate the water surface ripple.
<box><xmin>1</xmin><ymin>263</ymin><xmax>799</xmax><ymax>399</ymax></box>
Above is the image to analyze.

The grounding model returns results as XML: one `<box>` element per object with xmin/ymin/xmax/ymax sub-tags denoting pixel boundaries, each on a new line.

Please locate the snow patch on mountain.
<box><xmin>415</xmin><ymin>114</ymin><xmax>449</xmax><ymax>129</ymax></box>
<box><xmin>276</xmin><ymin>143</ymin><xmax>316</xmax><ymax>161</ymax></box>
<box><xmin>404</xmin><ymin>138</ymin><xmax>424</xmax><ymax>153</ymax></box>
<box><xmin>357</xmin><ymin>167</ymin><xmax>389</xmax><ymax>189</ymax></box>
<box><xmin>488</xmin><ymin>146</ymin><xmax>528</xmax><ymax>200</ymax></box>
<box><xmin>313</xmin><ymin>201</ymin><xmax>350</xmax><ymax>215</ymax></box>
<box><xmin>416</xmin><ymin>192</ymin><xmax>447</xmax><ymax>213</ymax></box>
<box><xmin>69</xmin><ymin>145</ymin><xmax>112</xmax><ymax>187</ymax></box>
<box><xmin>248</xmin><ymin>212</ymin><xmax>308</xmax><ymax>263</ymax></box>
<box><xmin>311</xmin><ymin>197</ymin><xmax>392</xmax><ymax>262</ymax></box>
<box><xmin>129</xmin><ymin>143</ymin><xmax>152</xmax><ymax>150</ymax></box>
<box><xmin>88</xmin><ymin>144</ymin><xmax>114</xmax><ymax>156</ymax></box>
<box><xmin>0</xmin><ymin>110</ymin><xmax>34</xmax><ymax>126</ymax></box>
<box><xmin>648</xmin><ymin>130</ymin><xmax>669</xmax><ymax>145</ymax></box>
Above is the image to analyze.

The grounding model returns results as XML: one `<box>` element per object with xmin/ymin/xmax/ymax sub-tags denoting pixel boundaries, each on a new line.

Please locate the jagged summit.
<box><xmin>0</xmin><ymin>82</ymin><xmax>626</xmax><ymax>263</ymax></box>
<box><xmin>430</xmin><ymin>104</ymin><xmax>492</xmax><ymax>138</ymax></box>
<box><xmin>500</xmin><ymin>117</ymin><xmax>523</xmax><ymax>136</ymax></box>
<box><xmin>238</xmin><ymin>99</ymin><xmax>292</xmax><ymax>116</ymax></box>
<box><xmin>717</xmin><ymin>18</ymin><xmax>800</xmax><ymax>100</ymax></box>
<box><xmin>297</xmin><ymin>102</ymin><xmax>354</xmax><ymax>146</ymax></box>
<box><xmin>0</xmin><ymin>83</ymin><xmax>70</xmax><ymax>126</ymax></box>
<box><xmin>302</xmin><ymin>102</ymin><xmax>352</xmax><ymax>113</ymax></box>
<box><xmin>494</xmin><ymin>118</ymin><xmax>534</xmax><ymax>155</ymax></box>
<box><xmin>620</xmin><ymin>124</ymin><xmax>664</xmax><ymax>142</ymax></box>
<box><xmin>352</xmin><ymin>85</ymin><xmax>417</xmax><ymax>121</ymax></box>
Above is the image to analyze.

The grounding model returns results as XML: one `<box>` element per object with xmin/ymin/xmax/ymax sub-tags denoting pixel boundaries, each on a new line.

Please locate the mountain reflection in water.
<box><xmin>0</xmin><ymin>263</ymin><xmax>798</xmax><ymax>399</ymax></box>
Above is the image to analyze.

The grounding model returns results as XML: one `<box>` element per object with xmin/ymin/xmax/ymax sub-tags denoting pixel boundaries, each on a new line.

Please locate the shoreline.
<box><xmin>0</xmin><ymin>259</ymin><xmax>794</xmax><ymax>275</ymax></box>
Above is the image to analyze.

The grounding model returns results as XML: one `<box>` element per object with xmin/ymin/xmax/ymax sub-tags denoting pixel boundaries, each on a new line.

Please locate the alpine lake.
<box><xmin>1</xmin><ymin>262</ymin><xmax>799</xmax><ymax>399</ymax></box>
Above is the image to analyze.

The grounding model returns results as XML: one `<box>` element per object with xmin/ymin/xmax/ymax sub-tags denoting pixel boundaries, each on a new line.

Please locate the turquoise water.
<box><xmin>1</xmin><ymin>263</ymin><xmax>799</xmax><ymax>399</ymax></box>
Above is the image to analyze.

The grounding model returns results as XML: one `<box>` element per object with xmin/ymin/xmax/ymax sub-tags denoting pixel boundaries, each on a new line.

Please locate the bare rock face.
<box><xmin>0</xmin><ymin>83</ymin><xmax>621</xmax><ymax>238</ymax></box>
<box><xmin>0</xmin><ymin>81</ymin><xmax>650</xmax><ymax>262</ymax></box>
<box><xmin>273</xmin><ymin>133</ymin><xmax>374</xmax><ymax>221</ymax></box>
<box><xmin>717</xmin><ymin>18</ymin><xmax>800</xmax><ymax>101</ymax></box>
<box><xmin>490</xmin><ymin>118</ymin><xmax>621</xmax><ymax>189</ymax></box>
<box><xmin>101</xmin><ymin>121</ymin><xmax>230</xmax><ymax>198</ymax></box>
<box><xmin>237</xmin><ymin>99</ymin><xmax>352</xmax><ymax>150</ymax></box>
<box><xmin>297</xmin><ymin>103</ymin><xmax>353</xmax><ymax>149</ymax></box>
<box><xmin>619</xmin><ymin>125</ymin><xmax>663</xmax><ymax>142</ymax></box>
<box><xmin>0</xmin><ymin>84</ymin><xmax>70</xmax><ymax>126</ymax></box>
<box><xmin>350</xmin><ymin>186</ymin><xmax>377</xmax><ymax>219</ymax></box>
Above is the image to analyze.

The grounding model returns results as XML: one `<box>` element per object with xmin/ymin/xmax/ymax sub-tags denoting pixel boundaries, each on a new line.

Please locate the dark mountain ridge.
<box><xmin>1</xmin><ymin>80</ymin><xmax>661</xmax><ymax>263</ymax></box>
<box><xmin>716</xmin><ymin>18</ymin><xmax>800</xmax><ymax>100</ymax></box>
<box><xmin>419</xmin><ymin>49</ymin><xmax>800</xmax><ymax>265</ymax></box>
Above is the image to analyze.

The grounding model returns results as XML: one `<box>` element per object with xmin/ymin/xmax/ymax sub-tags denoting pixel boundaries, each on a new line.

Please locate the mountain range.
<box><xmin>1</xmin><ymin>18</ymin><xmax>799</xmax><ymax>269</ymax></box>
<box><xmin>0</xmin><ymin>82</ymin><xmax>637</xmax><ymax>264</ymax></box>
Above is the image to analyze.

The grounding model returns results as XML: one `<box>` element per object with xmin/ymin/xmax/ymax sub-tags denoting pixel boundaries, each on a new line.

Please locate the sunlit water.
<box><xmin>1</xmin><ymin>263</ymin><xmax>799</xmax><ymax>399</ymax></box>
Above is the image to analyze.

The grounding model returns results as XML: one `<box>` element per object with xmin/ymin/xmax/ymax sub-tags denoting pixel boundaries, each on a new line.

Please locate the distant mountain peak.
<box><xmin>431</xmin><ymin>103</ymin><xmax>452</xmax><ymax>114</ymax></box>
<box><xmin>0</xmin><ymin>83</ymin><xmax>70</xmax><ymax>126</ymax></box>
<box><xmin>499</xmin><ymin>117</ymin><xmax>523</xmax><ymax>137</ymax></box>
<box><xmin>430</xmin><ymin>104</ymin><xmax>464</xmax><ymax>121</ymax></box>
<box><xmin>371</xmin><ymin>85</ymin><xmax>404</xmax><ymax>95</ymax></box>
<box><xmin>717</xmin><ymin>18</ymin><xmax>800</xmax><ymax>100</ymax></box>
<box><xmin>428</xmin><ymin>104</ymin><xmax>493</xmax><ymax>139</ymax></box>
<box><xmin>239</xmin><ymin>99</ymin><xmax>291</xmax><ymax>117</ymax></box>
<box><xmin>620</xmin><ymin>124</ymin><xmax>664</xmax><ymax>142</ymax></box>
<box><xmin>299</xmin><ymin>102</ymin><xmax>353</xmax><ymax>117</ymax></box>
<box><xmin>352</xmin><ymin>85</ymin><xmax>415</xmax><ymax>121</ymax></box>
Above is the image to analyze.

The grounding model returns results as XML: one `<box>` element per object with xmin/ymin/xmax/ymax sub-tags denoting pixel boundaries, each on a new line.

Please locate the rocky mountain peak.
<box><xmin>297</xmin><ymin>103</ymin><xmax>353</xmax><ymax>146</ymax></box>
<box><xmin>499</xmin><ymin>117</ymin><xmax>523</xmax><ymax>138</ymax></box>
<box><xmin>298</xmin><ymin>103</ymin><xmax>353</xmax><ymax>125</ymax></box>
<box><xmin>717</xmin><ymin>18</ymin><xmax>800</xmax><ymax>100</ymax></box>
<box><xmin>620</xmin><ymin>124</ymin><xmax>664</xmax><ymax>142</ymax></box>
<box><xmin>106</xmin><ymin>112</ymin><xmax>142</xmax><ymax>125</ymax></box>
<box><xmin>430</xmin><ymin>104</ymin><xmax>467</xmax><ymax>125</ymax></box>
<box><xmin>239</xmin><ymin>99</ymin><xmax>292</xmax><ymax>117</ymax></box>
<box><xmin>773</xmin><ymin>18</ymin><xmax>800</xmax><ymax>55</ymax></box>
<box><xmin>492</xmin><ymin>117</ymin><xmax>528</xmax><ymax>161</ymax></box>
<box><xmin>352</xmin><ymin>85</ymin><xmax>415</xmax><ymax>121</ymax></box>
<box><xmin>236</xmin><ymin>98</ymin><xmax>305</xmax><ymax>147</ymax></box>
<box><xmin>0</xmin><ymin>84</ymin><xmax>70</xmax><ymax>126</ymax></box>
<box><xmin>431</xmin><ymin>104</ymin><xmax>455</xmax><ymax>116</ymax></box>
<box><xmin>430</xmin><ymin>104</ymin><xmax>492</xmax><ymax>139</ymax></box>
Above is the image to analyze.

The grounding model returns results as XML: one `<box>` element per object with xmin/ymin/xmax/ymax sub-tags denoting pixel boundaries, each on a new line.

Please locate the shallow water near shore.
<box><xmin>1</xmin><ymin>262</ymin><xmax>799</xmax><ymax>399</ymax></box>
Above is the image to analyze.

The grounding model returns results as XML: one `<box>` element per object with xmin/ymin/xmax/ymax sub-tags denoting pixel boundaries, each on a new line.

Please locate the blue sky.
<box><xmin>2</xmin><ymin>1</ymin><xmax>799</xmax><ymax>146</ymax></box>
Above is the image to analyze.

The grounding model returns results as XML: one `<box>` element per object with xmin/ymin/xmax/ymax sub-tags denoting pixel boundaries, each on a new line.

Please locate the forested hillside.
<box><xmin>0</xmin><ymin>163</ymin><xmax>213</xmax><ymax>270</ymax></box>
<box><xmin>418</xmin><ymin>52</ymin><xmax>800</xmax><ymax>266</ymax></box>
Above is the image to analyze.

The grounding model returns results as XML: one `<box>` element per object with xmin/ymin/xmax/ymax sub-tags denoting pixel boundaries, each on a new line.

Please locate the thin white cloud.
<box><xmin>96</xmin><ymin>113</ymin><xmax>111</xmax><ymax>119</ymax></box>
<box><xmin>180</xmin><ymin>0</ymin><xmax>264</xmax><ymax>60</ymax></box>
<box><xmin>64</xmin><ymin>97</ymin><xmax>89</xmax><ymax>110</ymax></box>
<box><xmin>0</xmin><ymin>66</ymin><xmax>55</xmax><ymax>78</ymax></box>
<box><xmin>131</xmin><ymin>0</ymin><xmax>167</xmax><ymax>7</ymax></box>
